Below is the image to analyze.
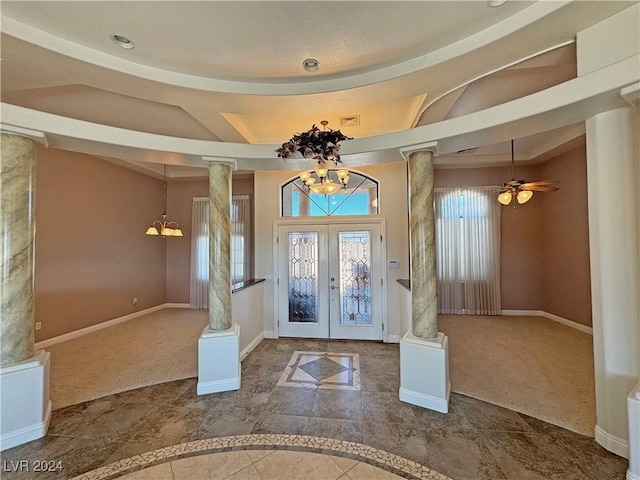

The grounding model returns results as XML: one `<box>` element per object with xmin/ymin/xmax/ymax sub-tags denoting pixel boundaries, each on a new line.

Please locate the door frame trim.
<box><xmin>273</xmin><ymin>216</ymin><xmax>388</xmax><ymax>342</ymax></box>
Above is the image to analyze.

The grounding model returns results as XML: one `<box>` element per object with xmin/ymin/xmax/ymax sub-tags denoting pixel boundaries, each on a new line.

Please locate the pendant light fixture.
<box><xmin>145</xmin><ymin>164</ymin><xmax>183</xmax><ymax>237</ymax></box>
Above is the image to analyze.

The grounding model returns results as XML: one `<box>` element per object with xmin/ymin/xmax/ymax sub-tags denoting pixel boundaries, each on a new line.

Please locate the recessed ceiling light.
<box><xmin>110</xmin><ymin>34</ymin><xmax>135</xmax><ymax>50</ymax></box>
<box><xmin>302</xmin><ymin>58</ymin><xmax>319</xmax><ymax>73</ymax></box>
<box><xmin>487</xmin><ymin>0</ymin><xmax>508</xmax><ymax>6</ymax></box>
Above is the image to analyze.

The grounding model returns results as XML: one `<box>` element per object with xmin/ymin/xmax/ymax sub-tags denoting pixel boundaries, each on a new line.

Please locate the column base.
<box><xmin>399</xmin><ymin>331</ymin><xmax>450</xmax><ymax>413</ymax></box>
<box><xmin>1</xmin><ymin>351</ymin><xmax>51</xmax><ymax>451</ymax></box>
<box><xmin>197</xmin><ymin>324</ymin><xmax>241</xmax><ymax>395</ymax></box>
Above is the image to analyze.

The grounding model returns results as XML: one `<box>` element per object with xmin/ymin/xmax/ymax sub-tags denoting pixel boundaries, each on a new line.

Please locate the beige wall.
<box><xmin>539</xmin><ymin>145</ymin><xmax>592</xmax><ymax>326</ymax></box>
<box><xmin>35</xmin><ymin>148</ymin><xmax>167</xmax><ymax>340</ymax></box>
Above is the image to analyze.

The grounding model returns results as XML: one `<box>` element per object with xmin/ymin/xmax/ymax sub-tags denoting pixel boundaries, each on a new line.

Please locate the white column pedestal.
<box><xmin>399</xmin><ymin>331</ymin><xmax>450</xmax><ymax>413</ymax></box>
<box><xmin>197</xmin><ymin>324</ymin><xmax>241</xmax><ymax>395</ymax></box>
<box><xmin>627</xmin><ymin>381</ymin><xmax>640</xmax><ymax>480</ymax></box>
<box><xmin>0</xmin><ymin>351</ymin><xmax>51</xmax><ymax>450</ymax></box>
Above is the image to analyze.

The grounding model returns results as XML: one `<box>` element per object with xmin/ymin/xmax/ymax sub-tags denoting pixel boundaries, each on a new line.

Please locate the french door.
<box><xmin>277</xmin><ymin>222</ymin><xmax>384</xmax><ymax>340</ymax></box>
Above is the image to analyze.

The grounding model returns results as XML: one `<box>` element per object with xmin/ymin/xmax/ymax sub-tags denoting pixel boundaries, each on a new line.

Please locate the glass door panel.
<box><xmin>278</xmin><ymin>226</ymin><xmax>329</xmax><ymax>338</ymax></box>
<box><xmin>329</xmin><ymin>224</ymin><xmax>383</xmax><ymax>340</ymax></box>
<box><xmin>337</xmin><ymin>231</ymin><xmax>372</xmax><ymax>326</ymax></box>
<box><xmin>288</xmin><ymin>232</ymin><xmax>319</xmax><ymax>323</ymax></box>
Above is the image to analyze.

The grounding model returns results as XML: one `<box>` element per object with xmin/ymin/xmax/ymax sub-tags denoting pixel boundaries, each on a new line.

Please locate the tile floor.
<box><xmin>2</xmin><ymin>338</ymin><xmax>629</xmax><ymax>480</ymax></box>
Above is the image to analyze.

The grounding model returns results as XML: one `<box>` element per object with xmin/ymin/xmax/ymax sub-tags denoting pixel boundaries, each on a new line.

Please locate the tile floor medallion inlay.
<box><xmin>277</xmin><ymin>351</ymin><xmax>361</xmax><ymax>390</ymax></box>
<box><xmin>70</xmin><ymin>434</ymin><xmax>450</xmax><ymax>480</ymax></box>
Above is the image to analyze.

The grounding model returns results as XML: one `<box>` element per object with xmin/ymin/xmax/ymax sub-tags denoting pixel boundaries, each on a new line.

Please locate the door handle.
<box><xmin>331</xmin><ymin>286</ymin><xmax>336</xmax><ymax>290</ymax></box>
<box><xmin>330</xmin><ymin>277</ymin><xmax>335</xmax><ymax>282</ymax></box>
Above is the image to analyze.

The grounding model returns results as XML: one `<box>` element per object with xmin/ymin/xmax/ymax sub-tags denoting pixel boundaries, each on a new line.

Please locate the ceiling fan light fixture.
<box><xmin>498</xmin><ymin>139</ymin><xmax>558</xmax><ymax>206</ymax></box>
<box><xmin>517</xmin><ymin>190</ymin><xmax>534</xmax><ymax>204</ymax></box>
<box><xmin>498</xmin><ymin>191</ymin><xmax>513</xmax><ymax>206</ymax></box>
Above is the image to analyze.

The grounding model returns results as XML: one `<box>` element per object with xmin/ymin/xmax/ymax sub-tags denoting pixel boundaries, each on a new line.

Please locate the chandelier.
<box><xmin>299</xmin><ymin>165</ymin><xmax>350</xmax><ymax>195</ymax></box>
<box><xmin>145</xmin><ymin>165</ymin><xmax>183</xmax><ymax>237</ymax></box>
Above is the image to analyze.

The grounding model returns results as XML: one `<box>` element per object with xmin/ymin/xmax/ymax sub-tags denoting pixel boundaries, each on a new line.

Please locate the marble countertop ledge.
<box><xmin>232</xmin><ymin>278</ymin><xmax>265</xmax><ymax>293</ymax></box>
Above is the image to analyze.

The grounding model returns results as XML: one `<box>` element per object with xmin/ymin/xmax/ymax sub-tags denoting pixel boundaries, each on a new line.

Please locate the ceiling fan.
<box><xmin>498</xmin><ymin>140</ymin><xmax>560</xmax><ymax>205</ymax></box>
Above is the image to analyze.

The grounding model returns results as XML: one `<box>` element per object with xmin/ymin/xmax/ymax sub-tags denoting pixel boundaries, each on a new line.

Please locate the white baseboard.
<box><xmin>595</xmin><ymin>425</ymin><xmax>629</xmax><ymax>459</ymax></box>
<box><xmin>0</xmin><ymin>401</ymin><xmax>51</xmax><ymax>451</ymax></box>
<box><xmin>629</xmin><ymin>470</ymin><xmax>640</xmax><ymax>480</ymax></box>
<box><xmin>240</xmin><ymin>332</ymin><xmax>264</xmax><ymax>361</ymax></box>
<box><xmin>387</xmin><ymin>335</ymin><xmax>400</xmax><ymax>344</ymax></box>
<box><xmin>166</xmin><ymin>303</ymin><xmax>190</xmax><ymax>309</ymax></box>
<box><xmin>501</xmin><ymin>309</ymin><xmax>593</xmax><ymax>335</ymax></box>
<box><xmin>197</xmin><ymin>377</ymin><xmax>241</xmax><ymax>395</ymax></box>
<box><xmin>501</xmin><ymin>309</ymin><xmax>546</xmax><ymax>317</ymax></box>
<box><xmin>35</xmin><ymin>303</ymin><xmax>190</xmax><ymax>349</ymax></box>
<box><xmin>542</xmin><ymin>311</ymin><xmax>593</xmax><ymax>334</ymax></box>
<box><xmin>264</xmin><ymin>330</ymin><xmax>277</xmax><ymax>339</ymax></box>
<box><xmin>399</xmin><ymin>386</ymin><xmax>450</xmax><ymax>414</ymax></box>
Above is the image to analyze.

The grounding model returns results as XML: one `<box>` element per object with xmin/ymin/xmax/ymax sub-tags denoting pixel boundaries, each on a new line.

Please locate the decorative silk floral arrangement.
<box><xmin>276</xmin><ymin>124</ymin><xmax>352</xmax><ymax>166</ymax></box>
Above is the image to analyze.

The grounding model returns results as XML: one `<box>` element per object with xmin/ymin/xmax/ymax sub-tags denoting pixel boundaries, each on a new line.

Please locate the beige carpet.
<box><xmin>438</xmin><ymin>314</ymin><xmax>596</xmax><ymax>436</ymax></box>
<box><xmin>47</xmin><ymin>309</ymin><xmax>595</xmax><ymax>437</ymax></box>
<box><xmin>48</xmin><ymin>308</ymin><xmax>207</xmax><ymax>409</ymax></box>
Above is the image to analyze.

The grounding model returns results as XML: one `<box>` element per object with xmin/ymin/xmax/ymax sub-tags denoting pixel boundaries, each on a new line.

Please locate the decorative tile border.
<box><xmin>277</xmin><ymin>351</ymin><xmax>361</xmax><ymax>390</ymax></box>
<box><xmin>70</xmin><ymin>434</ymin><xmax>451</xmax><ymax>480</ymax></box>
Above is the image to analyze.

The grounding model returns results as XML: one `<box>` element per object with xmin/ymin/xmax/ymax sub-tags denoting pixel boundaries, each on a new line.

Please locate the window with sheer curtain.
<box><xmin>435</xmin><ymin>186</ymin><xmax>501</xmax><ymax>315</ymax></box>
<box><xmin>189</xmin><ymin>195</ymin><xmax>253</xmax><ymax>309</ymax></box>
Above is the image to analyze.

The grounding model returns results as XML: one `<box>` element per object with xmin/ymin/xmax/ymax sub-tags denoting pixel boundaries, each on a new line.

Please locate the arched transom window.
<box><xmin>281</xmin><ymin>170</ymin><xmax>379</xmax><ymax>217</ymax></box>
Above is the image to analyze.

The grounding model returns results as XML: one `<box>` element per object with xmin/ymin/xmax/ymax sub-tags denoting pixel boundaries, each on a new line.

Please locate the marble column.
<box><xmin>208</xmin><ymin>162</ymin><xmax>232</xmax><ymax>331</ymax></box>
<box><xmin>408</xmin><ymin>149</ymin><xmax>438</xmax><ymax>340</ymax></box>
<box><xmin>1</xmin><ymin>133</ymin><xmax>36</xmax><ymax>366</ymax></box>
<box><xmin>0</xmin><ymin>132</ymin><xmax>51</xmax><ymax>450</ymax></box>
<box><xmin>198</xmin><ymin>160</ymin><xmax>240</xmax><ymax>394</ymax></box>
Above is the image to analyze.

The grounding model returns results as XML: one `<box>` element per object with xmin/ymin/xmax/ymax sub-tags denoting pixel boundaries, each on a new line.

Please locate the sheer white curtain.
<box><xmin>435</xmin><ymin>186</ymin><xmax>501</xmax><ymax>315</ymax></box>
<box><xmin>190</xmin><ymin>195</ymin><xmax>253</xmax><ymax>308</ymax></box>
<box><xmin>231</xmin><ymin>195</ymin><xmax>252</xmax><ymax>284</ymax></box>
<box><xmin>190</xmin><ymin>197</ymin><xmax>209</xmax><ymax>309</ymax></box>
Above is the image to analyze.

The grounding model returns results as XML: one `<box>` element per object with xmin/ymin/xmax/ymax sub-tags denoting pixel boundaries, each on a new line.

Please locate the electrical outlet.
<box><xmin>133</xmin><ymin>297</ymin><xmax>138</xmax><ymax>306</ymax></box>
<box><xmin>35</xmin><ymin>322</ymin><xmax>42</xmax><ymax>331</ymax></box>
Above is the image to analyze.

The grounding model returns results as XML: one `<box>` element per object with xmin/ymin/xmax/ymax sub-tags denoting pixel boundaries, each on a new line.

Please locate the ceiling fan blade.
<box><xmin>523</xmin><ymin>185</ymin><xmax>560</xmax><ymax>192</ymax></box>
<box><xmin>523</xmin><ymin>180</ymin><xmax>560</xmax><ymax>185</ymax></box>
<box><xmin>520</xmin><ymin>180</ymin><xmax>559</xmax><ymax>188</ymax></box>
